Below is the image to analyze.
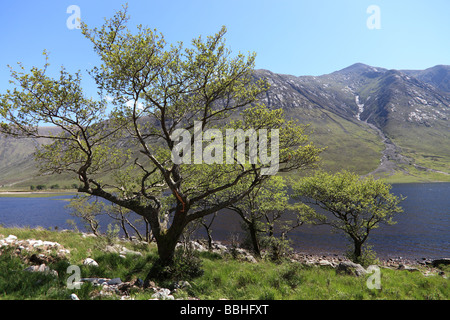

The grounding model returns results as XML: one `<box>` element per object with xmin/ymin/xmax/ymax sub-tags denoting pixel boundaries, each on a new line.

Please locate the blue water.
<box><xmin>199</xmin><ymin>183</ymin><xmax>450</xmax><ymax>259</ymax></box>
<box><xmin>0</xmin><ymin>183</ymin><xmax>449</xmax><ymax>259</ymax></box>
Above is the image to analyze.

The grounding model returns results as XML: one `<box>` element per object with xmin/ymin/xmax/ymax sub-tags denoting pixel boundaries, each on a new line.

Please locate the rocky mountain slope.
<box><xmin>1</xmin><ymin>64</ymin><xmax>449</xmax><ymax>188</ymax></box>
<box><xmin>254</xmin><ymin>63</ymin><xmax>450</xmax><ymax>181</ymax></box>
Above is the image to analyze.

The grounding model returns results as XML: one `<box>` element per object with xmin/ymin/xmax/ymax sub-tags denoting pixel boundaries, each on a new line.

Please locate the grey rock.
<box><xmin>151</xmin><ymin>288</ymin><xmax>174</xmax><ymax>300</ymax></box>
<box><xmin>318</xmin><ymin>259</ymin><xmax>334</xmax><ymax>267</ymax></box>
<box><xmin>119</xmin><ymin>247</ymin><xmax>143</xmax><ymax>256</ymax></box>
<box><xmin>80</xmin><ymin>277</ymin><xmax>110</xmax><ymax>285</ymax></box>
<box><xmin>172</xmin><ymin>280</ymin><xmax>191</xmax><ymax>290</ymax></box>
<box><xmin>70</xmin><ymin>293</ymin><xmax>80</xmax><ymax>300</ymax></box>
<box><xmin>398</xmin><ymin>264</ymin><xmax>420</xmax><ymax>272</ymax></box>
<box><xmin>134</xmin><ymin>278</ymin><xmax>144</xmax><ymax>288</ymax></box>
<box><xmin>107</xmin><ymin>277</ymin><xmax>122</xmax><ymax>286</ymax></box>
<box><xmin>83</xmin><ymin>258</ymin><xmax>99</xmax><ymax>267</ymax></box>
<box><xmin>336</xmin><ymin>261</ymin><xmax>367</xmax><ymax>277</ymax></box>
<box><xmin>24</xmin><ymin>264</ymin><xmax>58</xmax><ymax>277</ymax></box>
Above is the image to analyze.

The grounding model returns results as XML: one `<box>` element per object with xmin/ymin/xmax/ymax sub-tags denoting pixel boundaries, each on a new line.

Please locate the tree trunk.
<box><xmin>248</xmin><ymin>222</ymin><xmax>261</xmax><ymax>259</ymax></box>
<box><xmin>144</xmin><ymin>209</ymin><xmax>187</xmax><ymax>284</ymax></box>
<box><xmin>156</xmin><ymin>233</ymin><xmax>180</xmax><ymax>265</ymax></box>
<box><xmin>353</xmin><ymin>240</ymin><xmax>362</xmax><ymax>262</ymax></box>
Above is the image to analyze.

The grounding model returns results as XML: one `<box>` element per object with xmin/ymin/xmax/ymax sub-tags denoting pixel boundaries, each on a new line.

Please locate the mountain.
<box><xmin>253</xmin><ymin>63</ymin><xmax>450</xmax><ymax>181</ymax></box>
<box><xmin>1</xmin><ymin>64</ymin><xmax>449</xmax><ymax>189</ymax></box>
<box><xmin>0</xmin><ymin>127</ymin><xmax>77</xmax><ymax>189</ymax></box>
<box><xmin>402</xmin><ymin>65</ymin><xmax>450</xmax><ymax>93</ymax></box>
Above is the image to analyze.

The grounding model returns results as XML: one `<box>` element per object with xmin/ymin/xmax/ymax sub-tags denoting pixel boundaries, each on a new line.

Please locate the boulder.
<box><xmin>80</xmin><ymin>277</ymin><xmax>110</xmax><ymax>285</ymax></box>
<box><xmin>318</xmin><ymin>259</ymin><xmax>335</xmax><ymax>267</ymax></box>
<box><xmin>233</xmin><ymin>248</ymin><xmax>257</xmax><ymax>263</ymax></box>
<box><xmin>176</xmin><ymin>241</ymin><xmax>207</xmax><ymax>252</ymax></box>
<box><xmin>398</xmin><ymin>264</ymin><xmax>420</xmax><ymax>272</ymax></box>
<box><xmin>119</xmin><ymin>247</ymin><xmax>143</xmax><ymax>257</ymax></box>
<box><xmin>336</xmin><ymin>261</ymin><xmax>367</xmax><ymax>277</ymax></box>
<box><xmin>172</xmin><ymin>280</ymin><xmax>191</xmax><ymax>290</ymax></box>
<box><xmin>5</xmin><ymin>235</ymin><xmax>17</xmax><ymax>242</ymax></box>
<box><xmin>151</xmin><ymin>288</ymin><xmax>174</xmax><ymax>300</ymax></box>
<box><xmin>107</xmin><ymin>277</ymin><xmax>122</xmax><ymax>286</ymax></box>
<box><xmin>24</xmin><ymin>263</ymin><xmax>58</xmax><ymax>277</ymax></box>
<box><xmin>70</xmin><ymin>293</ymin><xmax>80</xmax><ymax>300</ymax></box>
<box><xmin>83</xmin><ymin>258</ymin><xmax>99</xmax><ymax>267</ymax></box>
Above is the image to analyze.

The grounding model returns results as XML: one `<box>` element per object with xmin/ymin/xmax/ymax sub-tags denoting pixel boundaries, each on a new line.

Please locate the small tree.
<box><xmin>65</xmin><ymin>196</ymin><xmax>103</xmax><ymax>236</ymax></box>
<box><xmin>104</xmin><ymin>203</ymin><xmax>151</xmax><ymax>242</ymax></box>
<box><xmin>293</xmin><ymin>170</ymin><xmax>404</xmax><ymax>263</ymax></box>
<box><xmin>228</xmin><ymin>176</ymin><xmax>316</xmax><ymax>260</ymax></box>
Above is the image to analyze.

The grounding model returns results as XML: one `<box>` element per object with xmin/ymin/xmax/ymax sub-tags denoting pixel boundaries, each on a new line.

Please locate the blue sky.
<box><xmin>1</xmin><ymin>0</ymin><xmax>449</xmax><ymax>98</ymax></box>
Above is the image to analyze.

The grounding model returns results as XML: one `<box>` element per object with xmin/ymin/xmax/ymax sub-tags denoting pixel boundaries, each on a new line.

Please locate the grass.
<box><xmin>190</xmin><ymin>258</ymin><xmax>449</xmax><ymax>300</ymax></box>
<box><xmin>290</xmin><ymin>109</ymin><xmax>385</xmax><ymax>176</ymax></box>
<box><xmin>379</xmin><ymin>167</ymin><xmax>450</xmax><ymax>184</ymax></box>
<box><xmin>0</xmin><ymin>227</ymin><xmax>448</xmax><ymax>300</ymax></box>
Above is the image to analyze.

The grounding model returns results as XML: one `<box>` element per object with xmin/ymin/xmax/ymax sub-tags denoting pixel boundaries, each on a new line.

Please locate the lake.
<box><xmin>0</xmin><ymin>182</ymin><xmax>449</xmax><ymax>259</ymax></box>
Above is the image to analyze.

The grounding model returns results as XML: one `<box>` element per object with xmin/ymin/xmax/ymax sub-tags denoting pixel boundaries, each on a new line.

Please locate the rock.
<box><xmin>6</xmin><ymin>235</ymin><xmax>17</xmax><ymax>241</ymax></box>
<box><xmin>99</xmin><ymin>285</ymin><xmax>117</xmax><ymax>297</ymax></box>
<box><xmin>246</xmin><ymin>255</ymin><xmax>258</xmax><ymax>263</ymax></box>
<box><xmin>134</xmin><ymin>278</ymin><xmax>145</xmax><ymax>288</ymax></box>
<box><xmin>29</xmin><ymin>253</ymin><xmax>47</xmax><ymax>264</ymax></box>
<box><xmin>398</xmin><ymin>264</ymin><xmax>420</xmax><ymax>272</ymax></box>
<box><xmin>107</xmin><ymin>278</ymin><xmax>122</xmax><ymax>286</ymax></box>
<box><xmin>318</xmin><ymin>259</ymin><xmax>334</xmax><ymax>267</ymax></box>
<box><xmin>119</xmin><ymin>247</ymin><xmax>143</xmax><ymax>257</ymax></box>
<box><xmin>151</xmin><ymin>288</ymin><xmax>174</xmax><ymax>300</ymax></box>
<box><xmin>432</xmin><ymin>258</ymin><xmax>450</xmax><ymax>267</ymax></box>
<box><xmin>80</xmin><ymin>277</ymin><xmax>110</xmax><ymax>285</ymax></box>
<box><xmin>83</xmin><ymin>258</ymin><xmax>99</xmax><ymax>267</ymax></box>
<box><xmin>233</xmin><ymin>248</ymin><xmax>257</xmax><ymax>263</ymax></box>
<box><xmin>336</xmin><ymin>261</ymin><xmax>367</xmax><ymax>277</ymax></box>
<box><xmin>81</xmin><ymin>233</ymin><xmax>97</xmax><ymax>238</ymax></box>
<box><xmin>70</xmin><ymin>293</ymin><xmax>80</xmax><ymax>300</ymax></box>
<box><xmin>172</xmin><ymin>280</ymin><xmax>191</xmax><ymax>290</ymax></box>
<box><xmin>104</xmin><ymin>244</ymin><xmax>121</xmax><ymax>253</ymax></box>
<box><xmin>211</xmin><ymin>242</ymin><xmax>229</xmax><ymax>253</ymax></box>
<box><xmin>176</xmin><ymin>241</ymin><xmax>207</xmax><ymax>252</ymax></box>
<box><xmin>24</xmin><ymin>264</ymin><xmax>58</xmax><ymax>277</ymax></box>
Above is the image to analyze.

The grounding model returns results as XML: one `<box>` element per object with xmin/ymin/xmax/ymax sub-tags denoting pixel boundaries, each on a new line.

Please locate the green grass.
<box><xmin>189</xmin><ymin>258</ymin><xmax>449</xmax><ymax>300</ymax></box>
<box><xmin>286</xmin><ymin>108</ymin><xmax>385</xmax><ymax>176</ymax></box>
<box><xmin>0</xmin><ymin>227</ymin><xmax>448</xmax><ymax>300</ymax></box>
<box><xmin>380</xmin><ymin>167</ymin><xmax>450</xmax><ymax>184</ymax></box>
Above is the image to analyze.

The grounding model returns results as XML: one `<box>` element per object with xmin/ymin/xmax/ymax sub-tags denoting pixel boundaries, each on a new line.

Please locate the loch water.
<box><xmin>0</xmin><ymin>183</ymin><xmax>449</xmax><ymax>259</ymax></box>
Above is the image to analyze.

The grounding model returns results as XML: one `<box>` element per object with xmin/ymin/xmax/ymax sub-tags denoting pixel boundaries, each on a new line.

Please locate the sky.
<box><xmin>1</xmin><ymin>0</ymin><xmax>450</xmax><ymax>98</ymax></box>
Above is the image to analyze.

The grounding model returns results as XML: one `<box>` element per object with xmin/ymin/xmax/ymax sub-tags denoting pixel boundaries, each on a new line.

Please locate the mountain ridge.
<box><xmin>253</xmin><ymin>63</ymin><xmax>450</xmax><ymax>181</ymax></box>
<box><xmin>1</xmin><ymin>63</ymin><xmax>449</xmax><ymax>188</ymax></box>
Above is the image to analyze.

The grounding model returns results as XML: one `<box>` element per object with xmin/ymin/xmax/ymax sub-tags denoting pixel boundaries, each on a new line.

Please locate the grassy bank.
<box><xmin>0</xmin><ymin>227</ymin><xmax>448</xmax><ymax>300</ymax></box>
<box><xmin>0</xmin><ymin>191</ymin><xmax>77</xmax><ymax>198</ymax></box>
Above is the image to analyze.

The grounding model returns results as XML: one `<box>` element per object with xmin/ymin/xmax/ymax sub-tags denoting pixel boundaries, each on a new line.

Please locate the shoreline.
<box><xmin>193</xmin><ymin>238</ymin><xmax>446</xmax><ymax>267</ymax></box>
<box><xmin>0</xmin><ymin>224</ymin><xmax>447</xmax><ymax>264</ymax></box>
<box><xmin>0</xmin><ymin>227</ymin><xmax>447</xmax><ymax>270</ymax></box>
<box><xmin>0</xmin><ymin>191</ymin><xmax>77</xmax><ymax>198</ymax></box>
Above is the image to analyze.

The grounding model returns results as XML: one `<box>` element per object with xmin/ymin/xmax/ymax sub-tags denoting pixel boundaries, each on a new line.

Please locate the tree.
<box><xmin>292</xmin><ymin>170</ymin><xmax>404</xmax><ymax>263</ymax></box>
<box><xmin>228</xmin><ymin>176</ymin><xmax>316</xmax><ymax>260</ymax></box>
<box><xmin>65</xmin><ymin>196</ymin><xmax>103</xmax><ymax>236</ymax></box>
<box><xmin>0</xmin><ymin>6</ymin><xmax>322</xmax><ymax>270</ymax></box>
